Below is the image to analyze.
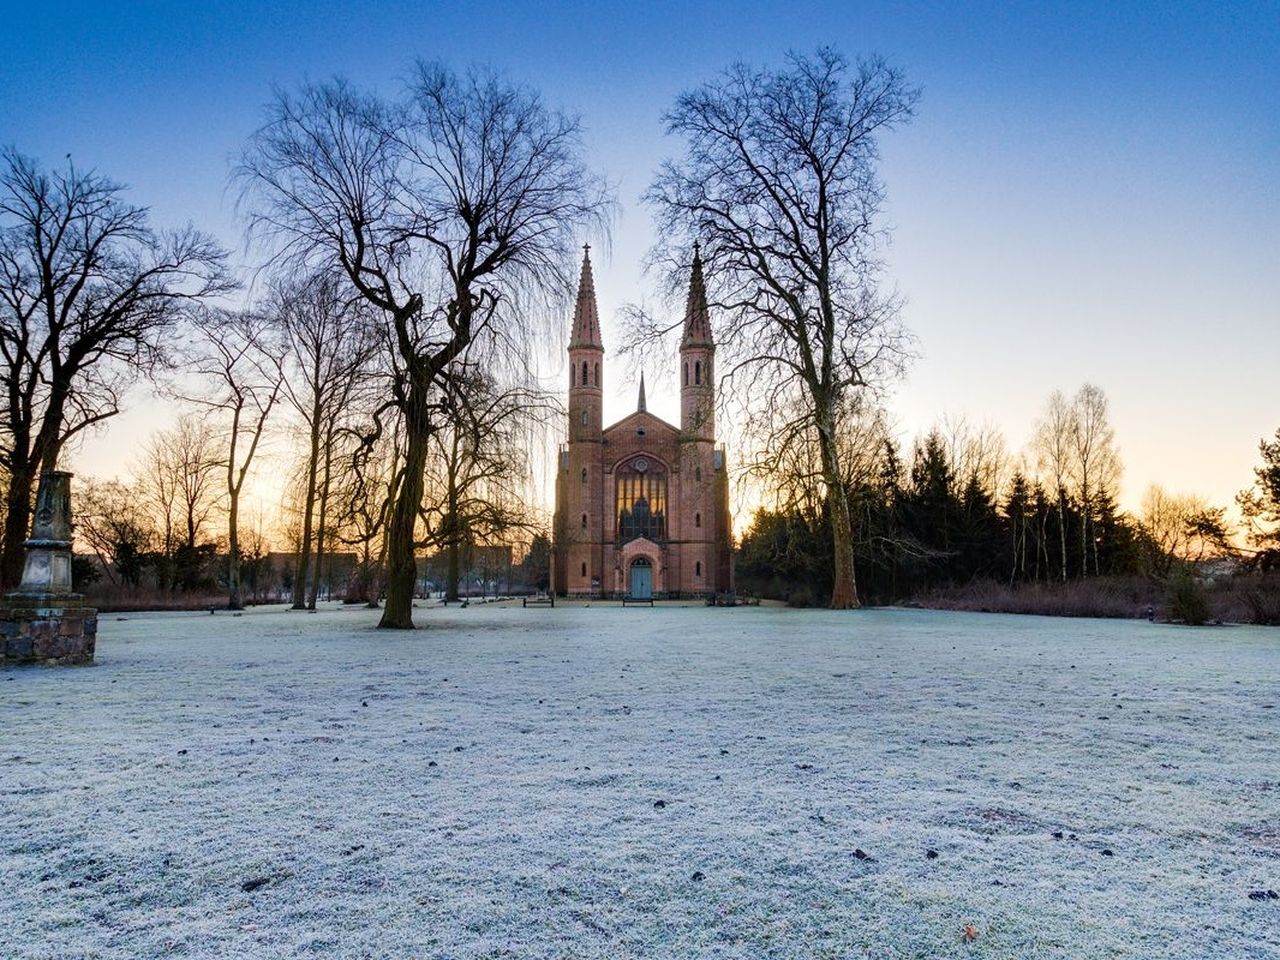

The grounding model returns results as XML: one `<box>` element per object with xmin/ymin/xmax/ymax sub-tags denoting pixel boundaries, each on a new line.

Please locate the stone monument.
<box><xmin>0</xmin><ymin>471</ymin><xmax>97</xmax><ymax>665</ymax></box>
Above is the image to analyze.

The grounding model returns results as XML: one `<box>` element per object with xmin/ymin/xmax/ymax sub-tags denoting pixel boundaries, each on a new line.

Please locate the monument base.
<box><xmin>0</xmin><ymin>596</ymin><xmax>97</xmax><ymax>666</ymax></box>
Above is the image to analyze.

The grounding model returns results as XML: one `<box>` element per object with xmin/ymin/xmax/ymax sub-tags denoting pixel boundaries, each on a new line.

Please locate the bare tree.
<box><xmin>940</xmin><ymin>414</ymin><xmax>1010</xmax><ymax>501</ymax></box>
<box><xmin>0</xmin><ymin>149</ymin><xmax>232</xmax><ymax>586</ymax></box>
<box><xmin>271</xmin><ymin>271</ymin><xmax>378</xmax><ymax>610</ymax></box>
<box><xmin>1141</xmin><ymin>485</ymin><xmax>1232</xmax><ymax>576</ymax></box>
<box><xmin>1033</xmin><ymin>390</ymin><xmax>1074</xmax><ymax>582</ymax></box>
<box><xmin>238</xmin><ymin>63</ymin><xmax>610</xmax><ymax>627</ymax></box>
<box><xmin>642</xmin><ymin>49</ymin><xmax>918</xmax><ymax>608</ymax></box>
<box><xmin>138</xmin><ymin>415</ymin><xmax>222</xmax><ymax>590</ymax></box>
<box><xmin>77</xmin><ymin>477</ymin><xmax>157</xmax><ymax>587</ymax></box>
<box><xmin>1070</xmin><ymin>383</ymin><xmax>1120</xmax><ymax>577</ymax></box>
<box><xmin>184</xmin><ymin>309</ymin><xmax>285</xmax><ymax>609</ymax></box>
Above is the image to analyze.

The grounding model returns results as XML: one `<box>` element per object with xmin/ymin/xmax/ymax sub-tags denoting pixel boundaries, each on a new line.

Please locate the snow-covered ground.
<box><xmin>2</xmin><ymin>603</ymin><xmax>1278</xmax><ymax>959</ymax></box>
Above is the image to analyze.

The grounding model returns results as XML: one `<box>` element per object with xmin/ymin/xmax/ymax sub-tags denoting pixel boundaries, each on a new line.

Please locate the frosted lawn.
<box><xmin>2</xmin><ymin>604</ymin><xmax>1278</xmax><ymax>959</ymax></box>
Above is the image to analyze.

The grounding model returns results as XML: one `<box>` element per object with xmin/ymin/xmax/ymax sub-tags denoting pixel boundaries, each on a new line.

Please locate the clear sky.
<box><xmin>2</xmin><ymin>0</ymin><xmax>1277</xmax><ymax>519</ymax></box>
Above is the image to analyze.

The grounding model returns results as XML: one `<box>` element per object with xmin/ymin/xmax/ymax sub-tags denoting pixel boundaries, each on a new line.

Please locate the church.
<box><xmin>552</xmin><ymin>248</ymin><xmax>734</xmax><ymax>600</ymax></box>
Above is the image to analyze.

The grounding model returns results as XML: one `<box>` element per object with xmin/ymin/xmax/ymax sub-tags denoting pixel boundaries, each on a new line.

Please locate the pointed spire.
<box><xmin>637</xmin><ymin>372</ymin><xmax>647</xmax><ymax>413</ymax></box>
<box><xmin>569</xmin><ymin>243</ymin><xmax>602</xmax><ymax>350</ymax></box>
<box><xmin>681</xmin><ymin>242</ymin><xmax>712</xmax><ymax>348</ymax></box>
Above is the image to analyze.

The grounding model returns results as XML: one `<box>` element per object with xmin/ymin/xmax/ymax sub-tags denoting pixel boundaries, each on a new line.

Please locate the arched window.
<box><xmin>594</xmin><ymin>362</ymin><xmax>599</xmax><ymax>385</ymax></box>
<box><xmin>581</xmin><ymin>513</ymin><xmax>587</xmax><ymax>528</ymax></box>
<box><xmin>581</xmin><ymin>562</ymin><xmax>587</xmax><ymax>577</ymax></box>
<box><xmin>581</xmin><ymin>467</ymin><xmax>588</xmax><ymax>484</ymax></box>
<box><xmin>695</xmin><ymin>561</ymin><xmax>702</xmax><ymax>577</ymax></box>
<box><xmin>695</xmin><ymin>512</ymin><xmax>701</xmax><ymax>528</ymax></box>
<box><xmin>695</xmin><ymin>466</ymin><xmax>702</xmax><ymax>482</ymax></box>
<box><xmin>695</xmin><ymin>360</ymin><xmax>701</xmax><ymax>385</ymax></box>
<box><xmin>580</xmin><ymin>410</ymin><xmax>588</xmax><ymax>426</ymax></box>
<box><xmin>570</xmin><ymin>364</ymin><xmax>575</xmax><ymax>386</ymax></box>
<box><xmin>615</xmin><ymin>457</ymin><xmax>668</xmax><ymax>544</ymax></box>
<box><xmin>582</xmin><ymin>361</ymin><xmax>589</xmax><ymax>385</ymax></box>
<box><xmin>683</xmin><ymin>362</ymin><xmax>689</xmax><ymax>386</ymax></box>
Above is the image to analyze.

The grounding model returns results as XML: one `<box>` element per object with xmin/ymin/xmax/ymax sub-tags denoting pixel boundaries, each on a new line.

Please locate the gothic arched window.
<box><xmin>683</xmin><ymin>362</ymin><xmax>689</xmax><ymax>386</ymax></box>
<box><xmin>695</xmin><ymin>512</ymin><xmax>701</xmax><ymax>528</ymax></box>
<box><xmin>581</xmin><ymin>562</ymin><xmax>587</xmax><ymax>577</ymax></box>
<box><xmin>594</xmin><ymin>362</ymin><xmax>599</xmax><ymax>385</ymax></box>
<box><xmin>581</xmin><ymin>467</ymin><xmax>588</xmax><ymax>484</ymax></box>
<box><xmin>581</xmin><ymin>513</ymin><xmax>587</xmax><ymax>528</ymax></box>
<box><xmin>695</xmin><ymin>466</ymin><xmax>702</xmax><ymax>482</ymax></box>
<box><xmin>582</xmin><ymin>361</ymin><xmax>589</xmax><ymax>385</ymax></box>
<box><xmin>696</xmin><ymin>561</ymin><xmax>702</xmax><ymax>577</ymax></box>
<box><xmin>615</xmin><ymin>457</ymin><xmax>667</xmax><ymax>544</ymax></box>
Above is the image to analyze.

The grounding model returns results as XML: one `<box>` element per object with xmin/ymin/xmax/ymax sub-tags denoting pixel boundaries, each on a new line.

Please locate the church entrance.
<box><xmin>629</xmin><ymin>557</ymin><xmax>653</xmax><ymax>599</ymax></box>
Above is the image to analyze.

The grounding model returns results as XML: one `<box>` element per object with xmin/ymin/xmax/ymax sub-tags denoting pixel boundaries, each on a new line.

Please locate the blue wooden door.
<box><xmin>630</xmin><ymin>562</ymin><xmax>652</xmax><ymax>599</ymax></box>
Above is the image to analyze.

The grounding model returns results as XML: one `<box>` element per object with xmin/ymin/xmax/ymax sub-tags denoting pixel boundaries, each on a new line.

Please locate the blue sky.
<box><xmin>2</xmin><ymin>1</ymin><xmax>1277</xmax><ymax>513</ymax></box>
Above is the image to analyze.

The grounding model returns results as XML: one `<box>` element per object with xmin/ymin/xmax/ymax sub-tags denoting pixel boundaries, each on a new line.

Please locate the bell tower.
<box><xmin>680</xmin><ymin>245</ymin><xmax>714</xmax><ymax>441</ymax></box>
<box><xmin>568</xmin><ymin>245</ymin><xmax>603</xmax><ymax>442</ymax></box>
<box><xmin>559</xmin><ymin>245</ymin><xmax>604</xmax><ymax>596</ymax></box>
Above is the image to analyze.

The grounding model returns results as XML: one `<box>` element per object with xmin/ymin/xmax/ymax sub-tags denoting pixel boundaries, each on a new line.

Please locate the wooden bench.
<box><xmin>522</xmin><ymin>595</ymin><xmax>555</xmax><ymax>608</ymax></box>
<box><xmin>621</xmin><ymin>595</ymin><xmax>654</xmax><ymax>607</ymax></box>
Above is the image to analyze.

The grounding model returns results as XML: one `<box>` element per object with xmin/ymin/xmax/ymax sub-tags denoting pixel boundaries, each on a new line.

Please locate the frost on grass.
<box><xmin>2</xmin><ymin>604</ymin><xmax>1278</xmax><ymax>959</ymax></box>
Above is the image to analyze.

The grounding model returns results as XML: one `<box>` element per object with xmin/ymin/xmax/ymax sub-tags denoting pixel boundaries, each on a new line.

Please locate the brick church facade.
<box><xmin>553</xmin><ymin>248</ymin><xmax>734</xmax><ymax>599</ymax></box>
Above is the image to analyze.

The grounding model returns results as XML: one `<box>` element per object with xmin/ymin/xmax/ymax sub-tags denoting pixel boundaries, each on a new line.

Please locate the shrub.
<box><xmin>916</xmin><ymin>577</ymin><xmax>1158</xmax><ymax>619</ymax></box>
<box><xmin>1166</xmin><ymin>568</ymin><xmax>1211</xmax><ymax>625</ymax></box>
<box><xmin>1240</xmin><ymin>574</ymin><xmax>1280</xmax><ymax>625</ymax></box>
<box><xmin>787</xmin><ymin>586</ymin><xmax>816</xmax><ymax>608</ymax></box>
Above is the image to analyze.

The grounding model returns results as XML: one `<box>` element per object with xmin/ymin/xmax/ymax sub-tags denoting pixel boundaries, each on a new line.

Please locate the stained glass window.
<box><xmin>615</xmin><ymin>457</ymin><xmax>667</xmax><ymax>543</ymax></box>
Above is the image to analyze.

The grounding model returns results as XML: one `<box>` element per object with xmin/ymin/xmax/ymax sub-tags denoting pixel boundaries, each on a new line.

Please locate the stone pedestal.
<box><xmin>0</xmin><ymin>471</ymin><xmax>97</xmax><ymax>666</ymax></box>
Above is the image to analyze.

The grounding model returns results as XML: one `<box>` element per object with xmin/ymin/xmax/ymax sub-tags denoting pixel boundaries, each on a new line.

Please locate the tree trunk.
<box><xmin>228</xmin><ymin>493</ymin><xmax>243</xmax><ymax>610</ymax></box>
<box><xmin>308</xmin><ymin>517</ymin><xmax>324</xmax><ymax>609</ymax></box>
<box><xmin>818</xmin><ymin>419</ymin><xmax>860</xmax><ymax>609</ymax></box>
<box><xmin>1056</xmin><ymin>493</ymin><xmax>1068</xmax><ymax>583</ymax></box>
<box><xmin>1079</xmin><ymin>491</ymin><xmax>1089</xmax><ymax>579</ymax></box>
<box><xmin>308</xmin><ymin>428</ymin><xmax>334</xmax><ymax>610</ymax></box>
<box><xmin>379</xmin><ymin>402</ymin><xmax>429</xmax><ymax>629</ymax></box>
<box><xmin>292</xmin><ymin>413</ymin><xmax>322</xmax><ymax>610</ymax></box>
<box><xmin>0</xmin><ymin>465</ymin><xmax>35</xmax><ymax>588</ymax></box>
<box><xmin>446</xmin><ymin>533</ymin><xmax>460</xmax><ymax>602</ymax></box>
<box><xmin>367</xmin><ymin>539</ymin><xmax>386</xmax><ymax>609</ymax></box>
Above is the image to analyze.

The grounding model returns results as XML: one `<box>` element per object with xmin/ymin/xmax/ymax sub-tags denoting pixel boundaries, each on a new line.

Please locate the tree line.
<box><xmin>738</xmin><ymin>385</ymin><xmax>1279</xmax><ymax>620</ymax></box>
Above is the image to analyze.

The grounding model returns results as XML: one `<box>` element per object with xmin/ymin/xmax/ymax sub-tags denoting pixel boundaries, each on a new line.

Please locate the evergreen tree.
<box><xmin>1238</xmin><ymin>428</ymin><xmax>1280</xmax><ymax>569</ymax></box>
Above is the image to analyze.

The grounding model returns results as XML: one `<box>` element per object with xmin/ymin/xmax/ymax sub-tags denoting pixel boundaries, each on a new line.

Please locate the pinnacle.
<box><xmin>681</xmin><ymin>245</ymin><xmax>712</xmax><ymax>349</ymax></box>
<box><xmin>569</xmin><ymin>245</ymin><xmax>602</xmax><ymax>350</ymax></box>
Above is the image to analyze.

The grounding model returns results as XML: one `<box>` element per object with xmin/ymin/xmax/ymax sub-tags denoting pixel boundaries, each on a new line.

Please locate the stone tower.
<box><xmin>680</xmin><ymin>246</ymin><xmax>715</xmax><ymax>441</ymax></box>
<box><xmin>678</xmin><ymin>247</ymin><xmax>721</xmax><ymax>594</ymax></box>
<box><xmin>561</xmin><ymin>246</ymin><xmax>605</xmax><ymax>594</ymax></box>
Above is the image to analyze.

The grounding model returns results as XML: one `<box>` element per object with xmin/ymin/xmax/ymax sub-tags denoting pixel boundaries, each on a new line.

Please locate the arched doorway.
<box><xmin>629</xmin><ymin>556</ymin><xmax>653</xmax><ymax>600</ymax></box>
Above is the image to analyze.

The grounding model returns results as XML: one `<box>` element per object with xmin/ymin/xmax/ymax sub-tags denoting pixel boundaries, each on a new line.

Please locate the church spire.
<box><xmin>680</xmin><ymin>243</ymin><xmax>712</xmax><ymax>348</ymax></box>
<box><xmin>569</xmin><ymin>244</ymin><xmax>602</xmax><ymax>350</ymax></box>
<box><xmin>637</xmin><ymin>372</ymin><xmax>647</xmax><ymax>413</ymax></box>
